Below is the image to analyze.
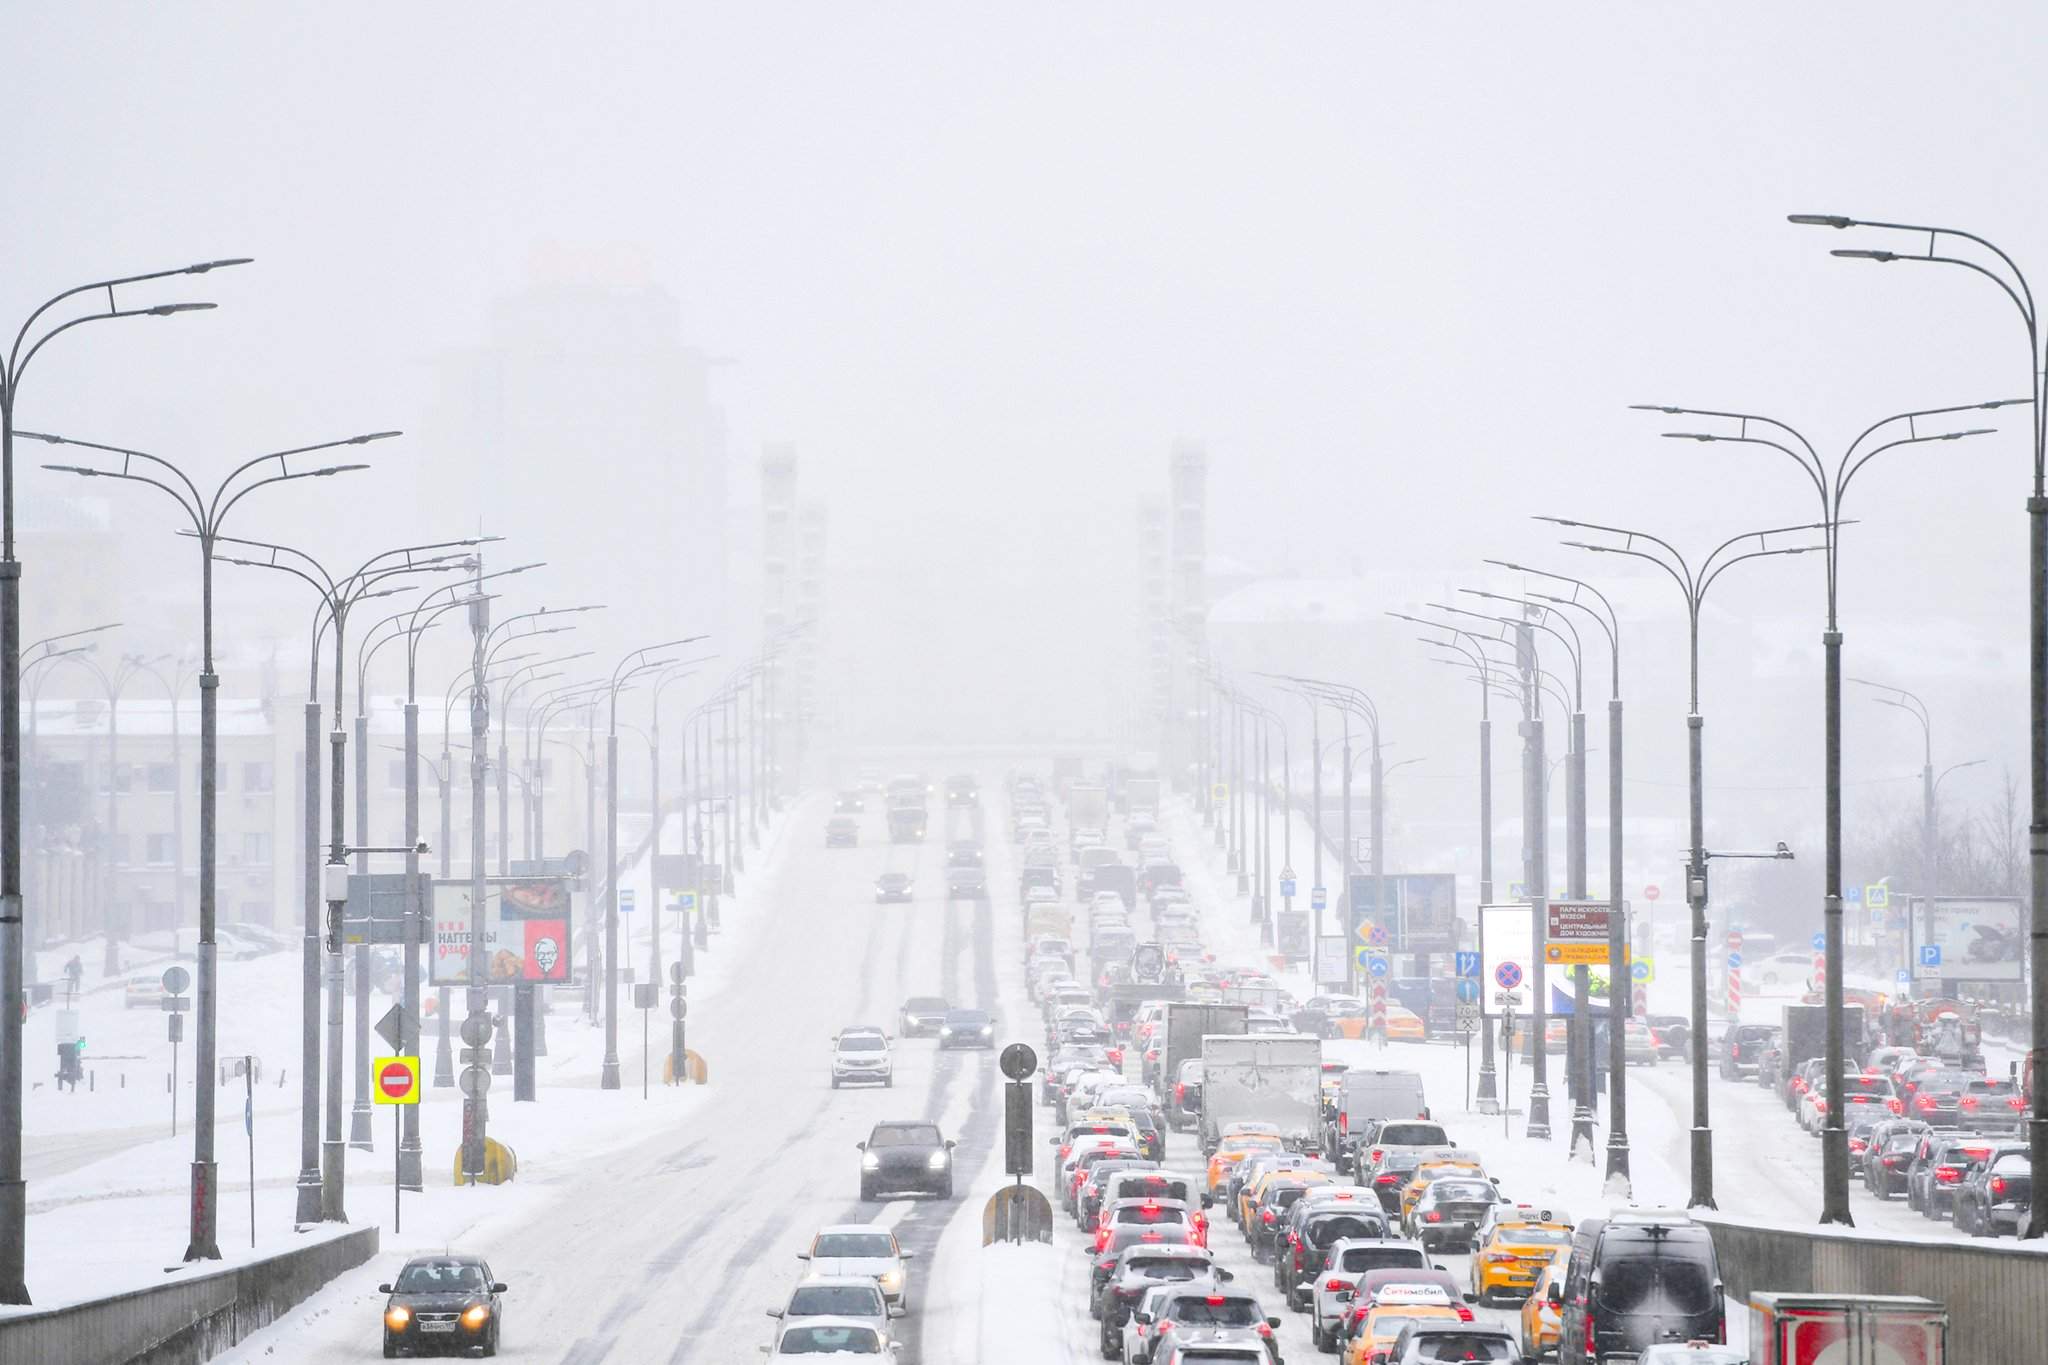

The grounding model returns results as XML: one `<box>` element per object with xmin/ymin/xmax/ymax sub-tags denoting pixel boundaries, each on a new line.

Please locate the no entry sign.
<box><xmin>373</xmin><ymin>1055</ymin><xmax>420</xmax><ymax>1106</ymax></box>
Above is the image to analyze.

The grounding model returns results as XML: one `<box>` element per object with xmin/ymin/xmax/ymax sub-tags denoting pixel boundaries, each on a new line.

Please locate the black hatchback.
<box><xmin>379</xmin><ymin>1254</ymin><xmax>506</xmax><ymax>1358</ymax></box>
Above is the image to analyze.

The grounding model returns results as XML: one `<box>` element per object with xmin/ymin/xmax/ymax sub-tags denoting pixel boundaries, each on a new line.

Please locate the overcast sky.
<box><xmin>6</xmin><ymin>4</ymin><xmax>2041</xmax><ymax>911</ymax></box>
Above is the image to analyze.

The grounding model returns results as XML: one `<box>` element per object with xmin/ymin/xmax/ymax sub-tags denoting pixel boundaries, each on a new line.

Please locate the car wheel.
<box><xmin>1100</xmin><ymin>1321</ymin><xmax>1120</xmax><ymax>1359</ymax></box>
<box><xmin>831</xmin><ymin>1077</ymin><xmax>841</xmax><ymax>1089</ymax></box>
<box><xmin>383</xmin><ymin>1342</ymin><xmax>398</xmax><ymax>1360</ymax></box>
<box><xmin>483</xmin><ymin>1323</ymin><xmax>499</xmax><ymax>1357</ymax></box>
<box><xmin>1313</xmin><ymin>1321</ymin><xmax>1332</xmax><ymax>1353</ymax></box>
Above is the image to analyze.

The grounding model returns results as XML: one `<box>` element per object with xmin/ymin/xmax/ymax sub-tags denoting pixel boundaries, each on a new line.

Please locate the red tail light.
<box><xmin>1340</xmin><ymin>1113</ymin><xmax>1349</xmax><ymax>1134</ymax></box>
<box><xmin>1849</xmin><ymin>1139</ymin><xmax>1866</xmax><ymax>1154</ymax></box>
<box><xmin>1326</xmin><ymin>1277</ymin><xmax>1350</xmax><ymax>1291</ymax></box>
<box><xmin>1425</xmin><ymin>1211</ymin><xmax>1443</xmax><ymax>1222</ymax></box>
<box><xmin>1915</xmin><ymin>1094</ymin><xmax>1937</xmax><ymax>1111</ymax></box>
<box><xmin>1961</xmin><ymin>1095</ymin><xmax>1980</xmax><ymax>1111</ymax></box>
<box><xmin>1455</xmin><ymin>1305</ymin><xmax>1474</xmax><ymax>1322</ymax></box>
<box><xmin>1991</xmin><ymin>1176</ymin><xmax>2008</xmax><ymax>1197</ymax></box>
<box><xmin>1256</xmin><ymin>1322</ymin><xmax>1274</xmax><ymax>1337</ymax></box>
<box><xmin>1261</xmin><ymin>1208</ymin><xmax>1276</xmax><ymax>1223</ymax></box>
<box><xmin>1375</xmin><ymin>1173</ymin><xmax>1399</xmax><ymax>1186</ymax></box>
<box><xmin>1371</xmin><ymin>1148</ymin><xmax>1384</xmax><ymax>1163</ymax></box>
<box><xmin>2011</xmin><ymin>1096</ymin><xmax>2028</xmax><ymax>1111</ymax></box>
<box><xmin>1936</xmin><ymin>1166</ymin><xmax>1963</xmax><ymax>1185</ymax></box>
<box><xmin>1585</xmin><ymin>1308</ymin><xmax>1597</xmax><ymax>1356</ymax></box>
<box><xmin>1887</xmin><ymin>1098</ymin><xmax>1903</xmax><ymax>1115</ymax></box>
<box><xmin>1812</xmin><ymin>1098</ymin><xmax>1828</xmax><ymax>1115</ymax></box>
<box><xmin>1173</xmin><ymin>1082</ymin><xmax>1186</xmax><ymax>1104</ymax></box>
<box><xmin>1204</xmin><ymin>1294</ymin><xmax>1226</xmax><ymax>1305</ymax></box>
<box><xmin>1146</xmin><ymin>1048</ymin><xmax>1159</xmax><ymax>1061</ymax></box>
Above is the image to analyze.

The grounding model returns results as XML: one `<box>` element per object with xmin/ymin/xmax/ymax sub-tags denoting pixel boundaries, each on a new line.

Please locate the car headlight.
<box><xmin>863</xmin><ymin>1152</ymin><xmax>881</xmax><ymax>1170</ymax></box>
<box><xmin>879</xmin><ymin>1269</ymin><xmax>904</xmax><ymax>1291</ymax></box>
<box><xmin>928</xmin><ymin>1150</ymin><xmax>950</xmax><ymax>1170</ymax></box>
<box><xmin>940</xmin><ymin>1027</ymin><xmax>953</xmax><ymax>1037</ymax></box>
<box><xmin>461</xmin><ymin>1304</ymin><xmax>491</xmax><ymax>1331</ymax></box>
<box><xmin>385</xmin><ymin>1306</ymin><xmax>412</xmax><ymax>1332</ymax></box>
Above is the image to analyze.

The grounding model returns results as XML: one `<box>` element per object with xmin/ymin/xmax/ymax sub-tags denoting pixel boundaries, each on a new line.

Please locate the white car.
<box><xmin>764</xmin><ymin>1315</ymin><xmax>899</xmax><ymax>1359</ymax></box>
<box><xmin>1309</xmin><ymin>1238</ymin><xmax>1431</xmax><ymax>1351</ymax></box>
<box><xmin>798</xmin><ymin>1226</ymin><xmax>915</xmax><ymax>1308</ymax></box>
<box><xmin>831</xmin><ymin>1030</ymin><xmax>893</xmax><ymax>1089</ymax></box>
<box><xmin>766</xmin><ymin>1274</ymin><xmax>901</xmax><ymax>1335</ymax></box>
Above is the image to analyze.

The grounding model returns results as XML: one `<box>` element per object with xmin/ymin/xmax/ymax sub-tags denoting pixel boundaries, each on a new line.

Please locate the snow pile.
<box><xmin>976</xmin><ymin>1241</ymin><xmax>1070</xmax><ymax>1364</ymax></box>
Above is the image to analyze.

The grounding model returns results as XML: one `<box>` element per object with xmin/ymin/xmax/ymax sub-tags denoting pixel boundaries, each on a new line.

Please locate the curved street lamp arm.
<box><xmin>1838</xmin><ymin>429</ymin><xmax>1994</xmax><ymax>508</ymax></box>
<box><xmin>1537</xmin><ymin>515</ymin><xmax>1697</xmax><ymax>595</ymax></box>
<box><xmin>1697</xmin><ymin>543</ymin><xmax>1824</xmax><ymax>603</ymax></box>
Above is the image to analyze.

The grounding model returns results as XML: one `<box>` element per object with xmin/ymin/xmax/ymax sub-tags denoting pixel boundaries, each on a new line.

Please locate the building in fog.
<box><xmin>425</xmin><ymin>248</ymin><xmax>732</xmax><ymax>651</ymax></box>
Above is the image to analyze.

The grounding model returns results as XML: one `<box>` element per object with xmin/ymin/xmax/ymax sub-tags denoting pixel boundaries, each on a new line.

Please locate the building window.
<box><xmin>241</xmin><ymin>832</ymin><xmax>269</xmax><ymax>866</ymax></box>
<box><xmin>146</xmin><ymin>834</ymin><xmax>174</xmax><ymax>865</ymax></box>
<box><xmin>242</xmin><ymin>762</ymin><xmax>273</xmax><ymax>794</ymax></box>
<box><xmin>147</xmin><ymin>762</ymin><xmax>177</xmax><ymax>793</ymax></box>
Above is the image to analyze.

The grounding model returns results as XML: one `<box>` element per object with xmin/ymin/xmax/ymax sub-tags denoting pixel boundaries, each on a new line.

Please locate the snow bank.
<box><xmin>976</xmin><ymin>1241</ymin><xmax>1071</xmax><ymax>1364</ymax></box>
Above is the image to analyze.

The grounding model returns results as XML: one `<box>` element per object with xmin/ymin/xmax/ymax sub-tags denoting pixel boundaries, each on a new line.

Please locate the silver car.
<box><xmin>767</xmin><ymin>1274</ymin><xmax>901</xmax><ymax>1336</ymax></box>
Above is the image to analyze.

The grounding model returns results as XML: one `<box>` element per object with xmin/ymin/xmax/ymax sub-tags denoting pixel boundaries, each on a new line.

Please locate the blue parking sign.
<box><xmin>1919</xmin><ymin>944</ymin><xmax>1942</xmax><ymax>968</ymax></box>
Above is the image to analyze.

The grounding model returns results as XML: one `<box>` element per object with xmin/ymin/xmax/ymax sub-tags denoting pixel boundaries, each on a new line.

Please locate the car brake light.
<box><xmin>1456</xmin><ymin>1305</ymin><xmax>1474</xmax><ymax>1322</ymax></box>
<box><xmin>1257</xmin><ymin>1322</ymin><xmax>1274</xmax><ymax>1337</ymax></box>
<box><xmin>1143</xmin><ymin>1200</ymin><xmax>1159</xmax><ymax>1211</ymax></box>
<box><xmin>1371</xmin><ymin>1148</ymin><xmax>1384</xmax><ymax>1163</ymax></box>
<box><xmin>1262</xmin><ymin>1209</ymin><xmax>1276</xmax><ymax>1223</ymax></box>
<box><xmin>1849</xmin><ymin>1139</ymin><xmax>1866</xmax><ymax>1153</ymax></box>
<box><xmin>1485</xmin><ymin>1251</ymin><xmax>1517</xmax><ymax>1263</ymax></box>
<box><xmin>1991</xmin><ymin>1176</ymin><xmax>2008</xmax><ymax>1197</ymax></box>
<box><xmin>1915</xmin><ymin>1094</ymin><xmax>1936</xmax><ymax>1111</ymax></box>
<box><xmin>1961</xmin><ymin>1095</ymin><xmax>1979</xmax><ymax>1110</ymax></box>
<box><xmin>1425</xmin><ymin>1211</ymin><xmax>1443</xmax><ymax>1222</ymax></box>
<box><xmin>1325</xmin><ymin>1278</ymin><xmax>1349</xmax><ymax>1291</ymax></box>
<box><xmin>1585</xmin><ymin>1309</ymin><xmax>1597</xmax><ymax>1356</ymax></box>
<box><xmin>1812</xmin><ymin>1098</ymin><xmax>1828</xmax><ymax>1114</ymax></box>
<box><xmin>1340</xmin><ymin>1113</ymin><xmax>1348</xmax><ymax>1134</ymax></box>
<box><xmin>1375</xmin><ymin>1174</ymin><xmax>1399</xmax><ymax>1186</ymax></box>
<box><xmin>1887</xmin><ymin>1098</ymin><xmax>1903</xmax><ymax>1115</ymax></box>
<box><xmin>1936</xmin><ymin>1166</ymin><xmax>1962</xmax><ymax>1185</ymax></box>
<box><xmin>2011</xmin><ymin>1096</ymin><xmax>2028</xmax><ymax>1110</ymax></box>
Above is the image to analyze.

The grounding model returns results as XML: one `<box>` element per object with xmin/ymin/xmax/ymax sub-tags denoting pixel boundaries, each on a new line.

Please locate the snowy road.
<box><xmin>221</xmin><ymin>796</ymin><xmax>1024</xmax><ymax>1364</ymax></box>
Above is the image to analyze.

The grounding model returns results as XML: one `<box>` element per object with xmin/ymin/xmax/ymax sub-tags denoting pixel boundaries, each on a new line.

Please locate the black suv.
<box><xmin>1953</xmin><ymin>1144</ymin><xmax>2033</xmax><ymax>1237</ymax></box>
<box><xmin>858</xmin><ymin>1120</ymin><xmax>956</xmax><ymax>1200</ymax></box>
<box><xmin>1718</xmin><ymin>1023</ymin><xmax>1781</xmax><ymax>1080</ymax></box>
<box><xmin>378</xmin><ymin>1253</ymin><xmax>506</xmax><ymax>1358</ymax></box>
<box><xmin>1558</xmin><ymin>1212</ymin><xmax>1723</xmax><ymax>1364</ymax></box>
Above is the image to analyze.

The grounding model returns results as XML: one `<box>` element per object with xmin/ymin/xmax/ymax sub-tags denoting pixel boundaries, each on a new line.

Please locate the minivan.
<box><xmin>1557</xmin><ymin>1211</ymin><xmax>1723</xmax><ymax>1362</ymax></box>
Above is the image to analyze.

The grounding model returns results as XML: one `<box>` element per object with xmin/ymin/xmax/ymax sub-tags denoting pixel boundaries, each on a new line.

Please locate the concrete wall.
<box><xmin>0</xmin><ymin>1225</ymin><xmax>377</xmax><ymax>1365</ymax></box>
<box><xmin>1699</xmin><ymin>1213</ymin><xmax>2048</xmax><ymax>1361</ymax></box>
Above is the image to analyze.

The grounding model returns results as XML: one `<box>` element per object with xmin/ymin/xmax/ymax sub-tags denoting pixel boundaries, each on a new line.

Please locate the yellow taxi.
<box><xmin>1520</xmin><ymin>1256</ymin><xmax>1567</xmax><ymax>1360</ymax></box>
<box><xmin>1471</xmin><ymin>1211</ymin><xmax>1574</xmax><ymax>1303</ymax></box>
<box><xmin>1397</xmin><ymin>1158</ymin><xmax>1485</xmax><ymax>1225</ymax></box>
<box><xmin>1382</xmin><ymin>1002</ymin><xmax>1426</xmax><ymax>1042</ymax></box>
<box><xmin>1206</xmin><ymin>1131</ymin><xmax>1285</xmax><ymax>1196</ymax></box>
<box><xmin>1240</xmin><ymin>1168</ymin><xmax>1334</xmax><ymax>1240</ymax></box>
<box><xmin>1343</xmin><ymin>1288</ymin><xmax>1474</xmax><ymax>1365</ymax></box>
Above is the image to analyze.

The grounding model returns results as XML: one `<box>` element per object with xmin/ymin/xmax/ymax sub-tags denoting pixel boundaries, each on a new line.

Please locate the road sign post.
<box><xmin>372</xmin><ymin>1055</ymin><xmax>420</xmax><ymax>1232</ymax></box>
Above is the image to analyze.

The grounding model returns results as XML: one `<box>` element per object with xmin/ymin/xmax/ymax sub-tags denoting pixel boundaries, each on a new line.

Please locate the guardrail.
<box><xmin>1698</xmin><ymin>1211</ymin><xmax>2048</xmax><ymax>1362</ymax></box>
<box><xmin>0</xmin><ymin>1225</ymin><xmax>377</xmax><ymax>1365</ymax></box>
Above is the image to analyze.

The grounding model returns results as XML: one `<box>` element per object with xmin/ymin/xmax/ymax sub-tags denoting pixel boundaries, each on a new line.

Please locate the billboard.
<box><xmin>430</xmin><ymin>877</ymin><xmax>575</xmax><ymax>985</ymax></box>
<box><xmin>1480</xmin><ymin>901</ymin><xmax>1616</xmax><ymax>1015</ymax></box>
<box><xmin>1912</xmin><ymin>896</ymin><xmax>2024</xmax><ymax>983</ymax></box>
<box><xmin>1349</xmin><ymin>873</ymin><xmax>1458</xmax><ymax>952</ymax></box>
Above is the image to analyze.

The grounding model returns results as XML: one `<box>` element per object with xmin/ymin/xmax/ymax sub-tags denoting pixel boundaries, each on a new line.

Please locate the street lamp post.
<box><xmin>214</xmin><ymin>534</ymin><xmax>471</xmax><ymax>1220</ymax></box>
<box><xmin>0</xmin><ymin>255</ymin><xmax>249</xmax><ymax>1302</ymax></box>
<box><xmin>1553</xmin><ymin>514</ymin><xmax>1827</xmax><ymax>1208</ymax></box>
<box><xmin>38</xmin><ymin>427</ymin><xmax>392</xmax><ymax>1253</ymax></box>
<box><xmin>1790</xmin><ymin>213</ymin><xmax>2048</xmax><ymax>1235</ymax></box>
<box><xmin>1390</xmin><ymin>614</ymin><xmax>1505</xmax><ymax>1108</ymax></box>
<box><xmin>1484</xmin><ymin>562</ymin><xmax>1632</xmax><ymax>1191</ymax></box>
<box><xmin>1633</xmin><ymin>400</ymin><xmax>1999</xmax><ymax>1222</ymax></box>
<box><xmin>600</xmin><ymin>639</ymin><xmax>706</xmax><ymax>1090</ymax></box>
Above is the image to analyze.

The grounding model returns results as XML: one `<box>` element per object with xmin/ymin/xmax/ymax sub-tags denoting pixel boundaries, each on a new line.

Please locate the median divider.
<box><xmin>0</xmin><ymin>1224</ymin><xmax>377</xmax><ymax>1365</ymax></box>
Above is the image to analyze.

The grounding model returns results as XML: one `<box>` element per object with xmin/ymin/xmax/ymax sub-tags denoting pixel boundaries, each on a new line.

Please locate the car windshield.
<box><xmin>1403</xmin><ymin>1333</ymin><xmax>1517</xmax><ymax>1361</ymax></box>
<box><xmin>395</xmin><ymin>1260</ymin><xmax>487</xmax><ymax>1292</ymax></box>
<box><xmin>1309</xmin><ymin>1216</ymin><xmax>1382</xmax><ymax>1246</ymax></box>
<box><xmin>868</xmin><ymin>1125</ymin><xmax>940</xmax><ymax>1147</ymax></box>
<box><xmin>1340</xmin><ymin>1246</ymin><xmax>1426</xmax><ymax>1273</ymax></box>
<box><xmin>813</xmin><ymin>1233</ymin><xmax>896</xmax><ymax>1257</ymax></box>
<box><xmin>779</xmin><ymin>1324</ymin><xmax>882</xmax><ymax>1353</ymax></box>
<box><xmin>1842</xmin><ymin>1076</ymin><xmax>1890</xmax><ymax>1096</ymax></box>
<box><xmin>1119</xmin><ymin>1176</ymin><xmax>1191</xmax><ymax>1202</ymax></box>
<box><xmin>1499</xmin><ymin>1225</ymin><xmax>1570</xmax><ymax>1245</ymax></box>
<box><xmin>1966</xmin><ymin>1078</ymin><xmax>2014</xmax><ymax>1095</ymax></box>
<box><xmin>1883</xmin><ymin>1134</ymin><xmax>1921</xmax><ymax>1154</ymax></box>
<box><xmin>839</xmin><ymin>1036</ymin><xmax>885</xmax><ymax>1052</ymax></box>
<box><xmin>1167</xmin><ymin>1295</ymin><xmax>1259</xmax><ymax>1326</ymax></box>
<box><xmin>1378</xmin><ymin>1124</ymin><xmax>1445</xmax><ymax>1145</ymax></box>
<box><xmin>1597</xmin><ymin>1252</ymin><xmax>1716</xmax><ymax>1315</ymax></box>
<box><xmin>1127</xmin><ymin>1257</ymin><xmax>1206</xmax><ymax>1280</ymax></box>
<box><xmin>787</xmin><ymin>1285</ymin><xmax>883</xmax><ymax>1316</ymax></box>
<box><xmin>1430</xmin><ymin>1181</ymin><xmax>1495</xmax><ymax>1202</ymax></box>
<box><xmin>1116</xmin><ymin>1205</ymin><xmax>1186</xmax><ymax>1224</ymax></box>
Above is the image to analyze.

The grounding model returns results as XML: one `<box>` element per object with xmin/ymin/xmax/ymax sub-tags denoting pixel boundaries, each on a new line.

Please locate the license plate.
<box><xmin>420</xmin><ymin>1321</ymin><xmax>456</xmax><ymax>1334</ymax></box>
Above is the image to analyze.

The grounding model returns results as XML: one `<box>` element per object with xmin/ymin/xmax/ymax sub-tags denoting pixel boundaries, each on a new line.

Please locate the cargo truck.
<box><xmin>1780</xmin><ymin>1001</ymin><xmax>1867</xmax><ymax>1074</ymax></box>
<box><xmin>1156</xmin><ymin>1001</ymin><xmax>1247</xmax><ymax>1095</ymax></box>
<box><xmin>1198</xmin><ymin>1033</ymin><xmax>1323</xmax><ymax>1154</ymax></box>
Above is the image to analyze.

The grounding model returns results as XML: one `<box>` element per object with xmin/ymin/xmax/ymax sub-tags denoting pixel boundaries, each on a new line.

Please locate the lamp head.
<box><xmin>1786</xmin><ymin>214</ymin><xmax>1852</xmax><ymax>229</ymax></box>
<box><xmin>1831</xmin><ymin>248</ymin><xmax>1898</xmax><ymax>263</ymax></box>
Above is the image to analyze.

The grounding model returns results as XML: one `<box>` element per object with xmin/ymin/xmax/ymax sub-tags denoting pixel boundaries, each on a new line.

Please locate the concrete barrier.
<box><xmin>0</xmin><ymin>1225</ymin><xmax>377</xmax><ymax>1365</ymax></box>
<box><xmin>1698</xmin><ymin>1212</ymin><xmax>2048</xmax><ymax>1361</ymax></box>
